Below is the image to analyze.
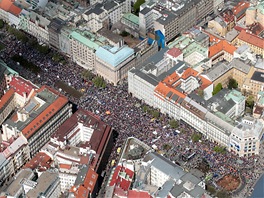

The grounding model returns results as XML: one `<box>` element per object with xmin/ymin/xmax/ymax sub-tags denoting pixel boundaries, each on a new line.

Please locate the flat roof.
<box><xmin>27</xmin><ymin>171</ymin><xmax>59</xmax><ymax>197</ymax></box>
<box><xmin>70</xmin><ymin>31</ymin><xmax>102</xmax><ymax>50</ymax></box>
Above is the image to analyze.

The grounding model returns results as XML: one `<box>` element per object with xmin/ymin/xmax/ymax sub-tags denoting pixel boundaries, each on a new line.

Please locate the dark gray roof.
<box><xmin>251</xmin><ymin>71</ymin><xmax>264</xmax><ymax>83</ymax></box>
<box><xmin>104</xmin><ymin>1</ymin><xmax>117</xmax><ymax>11</ymax></box>
<box><xmin>140</xmin><ymin>7</ymin><xmax>151</xmax><ymax>15</ymax></box>
<box><xmin>84</xmin><ymin>3</ymin><xmax>104</xmax><ymax>15</ymax></box>
<box><xmin>156</xmin><ymin>0</ymin><xmax>201</xmax><ymax>25</ymax></box>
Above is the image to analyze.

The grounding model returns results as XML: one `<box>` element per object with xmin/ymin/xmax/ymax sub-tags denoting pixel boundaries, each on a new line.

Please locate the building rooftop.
<box><xmin>96</xmin><ymin>45</ymin><xmax>134</xmax><ymax>67</ymax></box>
<box><xmin>166</xmin><ymin>47</ymin><xmax>182</xmax><ymax>58</ymax></box>
<box><xmin>23</xmin><ymin>151</ymin><xmax>52</xmax><ymax>171</ymax></box>
<box><xmin>251</xmin><ymin>71</ymin><xmax>264</xmax><ymax>83</ymax></box>
<box><xmin>97</xmin><ymin>28</ymin><xmax>123</xmax><ymax>44</ymax></box>
<box><xmin>203</xmin><ymin>61</ymin><xmax>231</xmax><ymax>81</ymax></box>
<box><xmin>9</xmin><ymin>76</ymin><xmax>38</xmax><ymax>97</ymax></box>
<box><xmin>70</xmin><ymin>31</ymin><xmax>103</xmax><ymax>50</ymax></box>
<box><xmin>230</xmin><ymin>58</ymin><xmax>251</xmax><ymax>74</ymax></box>
<box><xmin>224</xmin><ymin>89</ymin><xmax>245</xmax><ymax>103</ymax></box>
<box><xmin>84</xmin><ymin>3</ymin><xmax>104</xmax><ymax>15</ymax></box>
<box><xmin>2</xmin><ymin>135</ymin><xmax>28</xmax><ymax>159</ymax></box>
<box><xmin>6</xmin><ymin>169</ymin><xmax>35</xmax><ymax>196</ymax></box>
<box><xmin>238</xmin><ymin>30</ymin><xmax>264</xmax><ymax>49</ymax></box>
<box><xmin>0</xmin><ymin>88</ymin><xmax>15</xmax><ymax>111</ymax></box>
<box><xmin>122</xmin><ymin>13</ymin><xmax>139</xmax><ymax>25</ymax></box>
<box><xmin>27</xmin><ymin>171</ymin><xmax>59</xmax><ymax>197</ymax></box>
<box><xmin>209</xmin><ymin>40</ymin><xmax>237</xmax><ymax>58</ymax></box>
<box><xmin>144</xmin><ymin>152</ymin><xmax>186</xmax><ymax>180</ymax></box>
<box><xmin>0</xmin><ymin>0</ymin><xmax>22</xmax><ymax>16</ymax></box>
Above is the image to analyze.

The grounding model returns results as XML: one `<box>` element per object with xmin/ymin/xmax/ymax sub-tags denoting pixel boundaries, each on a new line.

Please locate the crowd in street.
<box><xmin>1</xmin><ymin>31</ymin><xmax>264</xmax><ymax>197</ymax></box>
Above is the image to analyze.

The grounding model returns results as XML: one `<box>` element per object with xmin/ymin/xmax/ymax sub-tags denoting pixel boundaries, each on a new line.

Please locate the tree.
<box><xmin>142</xmin><ymin>105</ymin><xmax>149</xmax><ymax>113</ymax></box>
<box><xmin>0</xmin><ymin>19</ymin><xmax>4</xmax><ymax>29</ymax></box>
<box><xmin>151</xmin><ymin>110</ymin><xmax>160</xmax><ymax>119</ymax></box>
<box><xmin>191</xmin><ymin>133</ymin><xmax>202</xmax><ymax>142</ymax></box>
<box><xmin>228</xmin><ymin>78</ymin><xmax>238</xmax><ymax>89</ymax></box>
<box><xmin>246</xmin><ymin>95</ymin><xmax>254</xmax><ymax>109</ymax></box>
<box><xmin>36</xmin><ymin>44</ymin><xmax>50</xmax><ymax>54</ymax></box>
<box><xmin>133</xmin><ymin>0</ymin><xmax>145</xmax><ymax>15</ymax></box>
<box><xmin>120</xmin><ymin>31</ymin><xmax>130</xmax><ymax>37</ymax></box>
<box><xmin>169</xmin><ymin>119</ymin><xmax>178</xmax><ymax>129</ymax></box>
<box><xmin>92</xmin><ymin>76</ymin><xmax>106</xmax><ymax>88</ymax></box>
<box><xmin>163</xmin><ymin>143</ymin><xmax>171</xmax><ymax>150</ymax></box>
<box><xmin>197</xmin><ymin>88</ymin><xmax>204</xmax><ymax>97</ymax></box>
<box><xmin>81</xmin><ymin>70</ymin><xmax>93</xmax><ymax>81</ymax></box>
<box><xmin>213</xmin><ymin>146</ymin><xmax>226</xmax><ymax>154</ymax></box>
<box><xmin>212</xmin><ymin>83</ymin><xmax>222</xmax><ymax>95</ymax></box>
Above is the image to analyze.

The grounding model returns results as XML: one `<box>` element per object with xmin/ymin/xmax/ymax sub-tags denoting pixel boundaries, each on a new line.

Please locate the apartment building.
<box><xmin>128</xmin><ymin>61</ymin><xmax>263</xmax><ymax>157</ymax></box>
<box><xmin>168</xmin><ymin>35</ymin><xmax>208</xmax><ymax>67</ymax></box>
<box><xmin>48</xmin><ymin>18</ymin><xmax>65</xmax><ymax>49</ymax></box>
<box><xmin>231</xmin><ymin>116</ymin><xmax>263</xmax><ymax>157</ymax></box>
<box><xmin>243</xmin><ymin>70</ymin><xmax>264</xmax><ymax>98</ymax></box>
<box><xmin>41</xmin><ymin>108</ymin><xmax>113</xmax><ymax>195</ymax></box>
<box><xmin>69</xmin><ymin>30</ymin><xmax>106</xmax><ymax>70</ymax></box>
<box><xmin>2</xmin><ymin>85</ymin><xmax>72</xmax><ymax>157</ymax></box>
<box><xmin>246</xmin><ymin>2</ymin><xmax>264</xmax><ymax>27</ymax></box>
<box><xmin>0</xmin><ymin>0</ymin><xmax>22</xmax><ymax>27</ymax></box>
<box><xmin>235</xmin><ymin>30</ymin><xmax>264</xmax><ymax>55</ymax></box>
<box><xmin>4</xmin><ymin>169</ymin><xmax>61</xmax><ymax>197</ymax></box>
<box><xmin>0</xmin><ymin>135</ymin><xmax>30</xmax><ymax>187</ymax></box>
<box><xmin>19</xmin><ymin>10</ymin><xmax>50</xmax><ymax>44</ymax></box>
<box><xmin>0</xmin><ymin>88</ymin><xmax>15</xmax><ymax>126</ymax></box>
<box><xmin>208</xmin><ymin>40</ymin><xmax>237</xmax><ymax>63</ymax></box>
<box><xmin>95</xmin><ymin>38</ymin><xmax>158</xmax><ymax>85</ymax></box>
<box><xmin>82</xmin><ymin>3</ymin><xmax>108</xmax><ymax>33</ymax></box>
<box><xmin>152</xmin><ymin>0</ymin><xmax>213</xmax><ymax>42</ymax></box>
<box><xmin>107</xmin><ymin>137</ymin><xmax>209</xmax><ymax>198</ymax></box>
<box><xmin>95</xmin><ymin>45</ymin><xmax>135</xmax><ymax>85</ymax></box>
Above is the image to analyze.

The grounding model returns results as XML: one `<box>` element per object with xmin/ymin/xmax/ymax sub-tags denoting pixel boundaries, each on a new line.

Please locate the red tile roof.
<box><xmin>59</xmin><ymin>164</ymin><xmax>72</xmax><ymax>170</ymax></box>
<box><xmin>167</xmin><ymin>47</ymin><xmax>182</xmax><ymax>58</ymax></box>
<box><xmin>9</xmin><ymin>76</ymin><xmax>37</xmax><ymax>97</ymax></box>
<box><xmin>221</xmin><ymin>9</ymin><xmax>234</xmax><ymax>23</ymax></box>
<box><xmin>22</xmin><ymin>86</ymin><xmax>69</xmax><ymax>139</ymax></box>
<box><xmin>23</xmin><ymin>151</ymin><xmax>52</xmax><ymax>170</ymax></box>
<box><xmin>128</xmin><ymin>190</ymin><xmax>152</xmax><ymax>198</ymax></box>
<box><xmin>209</xmin><ymin>40</ymin><xmax>237</xmax><ymax>58</ymax></box>
<box><xmin>83</xmin><ymin>168</ymin><xmax>98</xmax><ymax>192</ymax></box>
<box><xmin>0</xmin><ymin>88</ymin><xmax>15</xmax><ymax>110</ymax></box>
<box><xmin>109</xmin><ymin>166</ymin><xmax>134</xmax><ymax>191</ymax></box>
<box><xmin>71</xmin><ymin>168</ymin><xmax>98</xmax><ymax>198</ymax></box>
<box><xmin>238</xmin><ymin>30</ymin><xmax>264</xmax><ymax>49</ymax></box>
<box><xmin>0</xmin><ymin>0</ymin><xmax>21</xmax><ymax>15</ymax></box>
<box><xmin>232</xmin><ymin>1</ymin><xmax>250</xmax><ymax>19</ymax></box>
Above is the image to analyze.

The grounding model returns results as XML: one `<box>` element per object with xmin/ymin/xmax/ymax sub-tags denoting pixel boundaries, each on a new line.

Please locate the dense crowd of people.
<box><xmin>1</xmin><ymin>30</ymin><xmax>263</xmax><ymax>197</ymax></box>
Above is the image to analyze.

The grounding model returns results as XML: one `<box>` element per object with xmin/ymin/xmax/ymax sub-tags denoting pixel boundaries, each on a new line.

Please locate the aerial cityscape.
<box><xmin>0</xmin><ymin>0</ymin><xmax>263</xmax><ymax>197</ymax></box>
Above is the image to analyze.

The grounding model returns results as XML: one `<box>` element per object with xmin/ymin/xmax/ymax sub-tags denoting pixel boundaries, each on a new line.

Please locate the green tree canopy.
<box><xmin>246</xmin><ymin>95</ymin><xmax>254</xmax><ymax>109</ymax></box>
<box><xmin>191</xmin><ymin>133</ymin><xmax>202</xmax><ymax>142</ymax></box>
<box><xmin>142</xmin><ymin>105</ymin><xmax>149</xmax><ymax>113</ymax></box>
<box><xmin>134</xmin><ymin>0</ymin><xmax>145</xmax><ymax>15</ymax></box>
<box><xmin>169</xmin><ymin>119</ymin><xmax>178</xmax><ymax>129</ymax></box>
<box><xmin>0</xmin><ymin>19</ymin><xmax>4</xmax><ymax>29</ymax></box>
<box><xmin>228</xmin><ymin>78</ymin><xmax>238</xmax><ymax>89</ymax></box>
<box><xmin>213</xmin><ymin>146</ymin><xmax>226</xmax><ymax>154</ymax></box>
<box><xmin>151</xmin><ymin>110</ymin><xmax>160</xmax><ymax>119</ymax></box>
<box><xmin>81</xmin><ymin>70</ymin><xmax>93</xmax><ymax>80</ymax></box>
<box><xmin>92</xmin><ymin>76</ymin><xmax>106</xmax><ymax>88</ymax></box>
<box><xmin>212</xmin><ymin>83</ymin><xmax>222</xmax><ymax>95</ymax></box>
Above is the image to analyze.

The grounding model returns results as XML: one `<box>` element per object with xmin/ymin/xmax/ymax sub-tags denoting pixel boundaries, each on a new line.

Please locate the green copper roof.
<box><xmin>70</xmin><ymin>31</ymin><xmax>102</xmax><ymax>50</ymax></box>
<box><xmin>225</xmin><ymin>89</ymin><xmax>245</xmax><ymax>103</ymax></box>
<box><xmin>122</xmin><ymin>13</ymin><xmax>139</xmax><ymax>25</ymax></box>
